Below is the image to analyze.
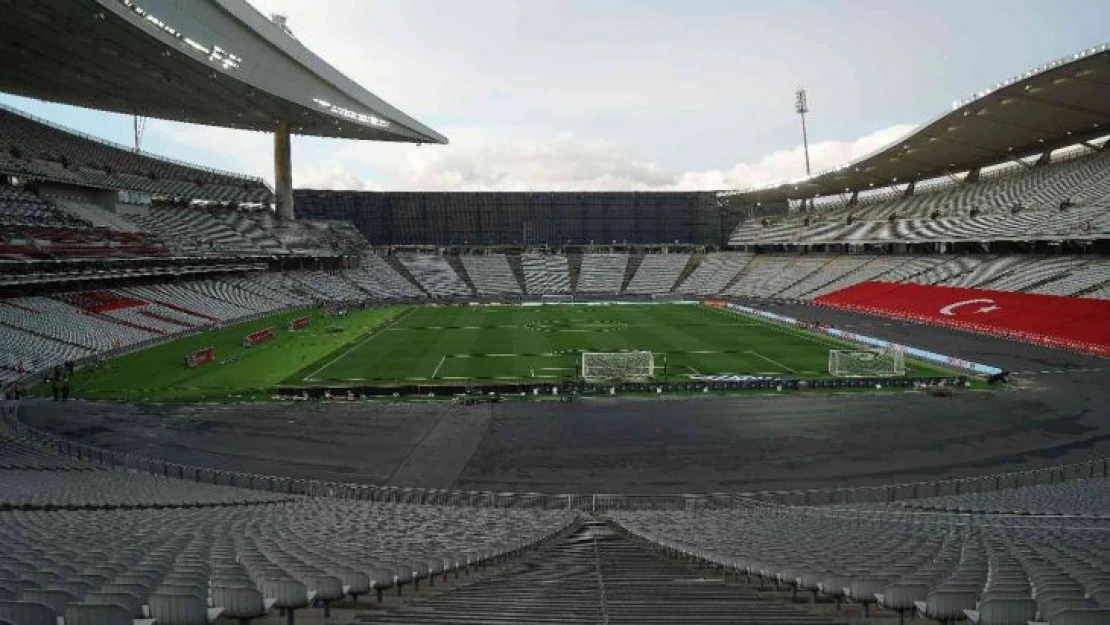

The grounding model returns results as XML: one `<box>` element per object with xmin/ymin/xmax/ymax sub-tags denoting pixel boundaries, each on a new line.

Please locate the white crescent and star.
<box><xmin>939</xmin><ymin>298</ymin><xmax>1001</xmax><ymax>316</ymax></box>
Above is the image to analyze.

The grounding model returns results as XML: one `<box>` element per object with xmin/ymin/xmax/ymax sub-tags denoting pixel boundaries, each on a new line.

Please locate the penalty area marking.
<box><xmin>430</xmin><ymin>354</ymin><xmax>447</xmax><ymax>379</ymax></box>
<box><xmin>746</xmin><ymin>350</ymin><xmax>796</xmax><ymax>373</ymax></box>
<box><xmin>301</xmin><ymin>308</ymin><xmax>414</xmax><ymax>382</ymax></box>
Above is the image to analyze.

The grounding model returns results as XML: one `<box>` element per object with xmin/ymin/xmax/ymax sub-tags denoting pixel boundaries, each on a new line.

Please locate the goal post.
<box><xmin>828</xmin><ymin>348</ymin><xmax>906</xmax><ymax>377</ymax></box>
<box><xmin>581</xmin><ymin>351</ymin><xmax>655</xmax><ymax>381</ymax></box>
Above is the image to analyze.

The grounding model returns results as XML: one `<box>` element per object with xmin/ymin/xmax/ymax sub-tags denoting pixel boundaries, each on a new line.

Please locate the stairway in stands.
<box><xmin>620</xmin><ymin>250</ymin><xmax>644</xmax><ymax>294</ymax></box>
<box><xmin>672</xmin><ymin>250</ymin><xmax>704</xmax><ymax>293</ymax></box>
<box><xmin>444</xmin><ymin>254</ymin><xmax>478</xmax><ymax>296</ymax></box>
<box><xmin>359</xmin><ymin>520</ymin><xmax>841</xmax><ymax>624</ymax></box>
<box><xmin>567</xmin><ymin>252</ymin><xmax>583</xmax><ymax>294</ymax></box>
<box><xmin>505</xmin><ymin>251</ymin><xmax>528</xmax><ymax>294</ymax></box>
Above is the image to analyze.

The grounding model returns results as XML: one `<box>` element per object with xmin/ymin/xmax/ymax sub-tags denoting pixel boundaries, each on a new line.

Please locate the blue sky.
<box><xmin>1</xmin><ymin>0</ymin><xmax>1106</xmax><ymax>190</ymax></box>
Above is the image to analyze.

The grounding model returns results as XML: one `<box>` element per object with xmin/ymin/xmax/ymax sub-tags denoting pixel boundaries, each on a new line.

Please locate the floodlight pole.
<box><xmin>795</xmin><ymin>89</ymin><xmax>811</xmax><ymax>177</ymax></box>
<box><xmin>274</xmin><ymin>120</ymin><xmax>294</xmax><ymax>220</ymax></box>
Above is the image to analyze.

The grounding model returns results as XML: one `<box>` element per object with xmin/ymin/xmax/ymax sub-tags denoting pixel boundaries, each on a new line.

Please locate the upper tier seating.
<box><xmin>398</xmin><ymin>255</ymin><xmax>472</xmax><ymax>297</ymax></box>
<box><xmin>0</xmin><ymin>106</ymin><xmax>270</xmax><ymax>203</ymax></box>
<box><xmin>126</xmin><ymin>207</ymin><xmax>271</xmax><ymax>256</ymax></box>
<box><xmin>577</xmin><ymin>254</ymin><xmax>628</xmax><ymax>293</ymax></box>
<box><xmin>624</xmin><ymin>253</ymin><xmax>690</xmax><ymax>294</ymax></box>
<box><xmin>461</xmin><ymin>254</ymin><xmax>523</xmax><ymax>295</ymax></box>
<box><xmin>48</xmin><ymin>198</ymin><xmax>140</xmax><ymax>233</ymax></box>
<box><xmin>521</xmin><ymin>253</ymin><xmax>571</xmax><ymax>294</ymax></box>
<box><xmin>0</xmin><ymin>187</ymin><xmax>85</xmax><ymax>229</ymax></box>
<box><xmin>729</xmin><ymin>146</ymin><xmax>1110</xmax><ymax>245</ymax></box>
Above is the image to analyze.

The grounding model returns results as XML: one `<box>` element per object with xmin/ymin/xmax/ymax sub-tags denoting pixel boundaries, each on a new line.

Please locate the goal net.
<box><xmin>541</xmin><ymin>294</ymin><xmax>574</xmax><ymax>304</ymax></box>
<box><xmin>581</xmin><ymin>351</ymin><xmax>655</xmax><ymax>381</ymax></box>
<box><xmin>828</xmin><ymin>348</ymin><xmax>906</xmax><ymax>377</ymax></box>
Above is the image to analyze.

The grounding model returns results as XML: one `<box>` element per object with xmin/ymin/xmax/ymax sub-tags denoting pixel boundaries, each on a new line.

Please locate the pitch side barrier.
<box><xmin>8</xmin><ymin>399</ymin><xmax>1106</xmax><ymax>512</ymax></box>
<box><xmin>718</xmin><ymin>301</ymin><xmax>1004</xmax><ymax>378</ymax></box>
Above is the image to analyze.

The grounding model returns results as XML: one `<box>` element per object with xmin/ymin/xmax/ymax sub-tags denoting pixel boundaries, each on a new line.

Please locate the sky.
<box><xmin>1</xmin><ymin>0</ymin><xmax>1106</xmax><ymax>192</ymax></box>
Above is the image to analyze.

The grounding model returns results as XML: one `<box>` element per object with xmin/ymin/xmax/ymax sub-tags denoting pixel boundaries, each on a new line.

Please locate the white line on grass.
<box><xmin>746</xmin><ymin>350</ymin><xmax>796</xmax><ymax>373</ymax></box>
<box><xmin>430</xmin><ymin>354</ymin><xmax>447</xmax><ymax>379</ymax></box>
<box><xmin>301</xmin><ymin>308</ymin><xmax>415</xmax><ymax>382</ymax></box>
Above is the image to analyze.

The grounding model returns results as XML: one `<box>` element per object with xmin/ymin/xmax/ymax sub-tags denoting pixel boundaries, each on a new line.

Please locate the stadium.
<box><xmin>0</xmin><ymin>1</ymin><xmax>1108</xmax><ymax>624</ymax></box>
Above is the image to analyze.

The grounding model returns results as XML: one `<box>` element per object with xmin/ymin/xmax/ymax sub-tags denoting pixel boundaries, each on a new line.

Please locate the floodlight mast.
<box><xmin>795</xmin><ymin>88</ymin><xmax>811</xmax><ymax>177</ymax></box>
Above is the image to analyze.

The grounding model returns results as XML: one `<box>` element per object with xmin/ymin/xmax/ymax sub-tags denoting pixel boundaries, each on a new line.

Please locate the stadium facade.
<box><xmin>295</xmin><ymin>190</ymin><xmax>745</xmax><ymax>247</ymax></box>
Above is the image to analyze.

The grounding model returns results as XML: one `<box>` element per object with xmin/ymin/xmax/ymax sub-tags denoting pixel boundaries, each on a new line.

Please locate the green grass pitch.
<box><xmin>57</xmin><ymin>303</ymin><xmax>956</xmax><ymax>402</ymax></box>
<box><xmin>296</xmin><ymin>303</ymin><xmax>951</xmax><ymax>384</ymax></box>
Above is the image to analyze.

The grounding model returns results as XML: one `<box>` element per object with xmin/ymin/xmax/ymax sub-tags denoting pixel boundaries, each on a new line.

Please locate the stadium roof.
<box><xmin>724</xmin><ymin>44</ymin><xmax>1110</xmax><ymax>203</ymax></box>
<box><xmin>0</xmin><ymin>0</ymin><xmax>447</xmax><ymax>144</ymax></box>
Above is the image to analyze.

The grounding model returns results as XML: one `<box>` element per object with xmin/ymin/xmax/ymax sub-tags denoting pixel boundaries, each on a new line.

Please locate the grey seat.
<box><xmin>339</xmin><ymin>570</ymin><xmax>370</xmax><ymax>605</ymax></box>
<box><xmin>149</xmin><ymin>592</ymin><xmax>223</xmax><ymax>625</ymax></box>
<box><xmin>20</xmin><ymin>588</ymin><xmax>75</xmax><ymax>616</ymax></box>
<box><xmin>966</xmin><ymin>597</ymin><xmax>1037</xmax><ymax>625</ymax></box>
<box><xmin>845</xmin><ymin>578</ymin><xmax>888</xmax><ymax>616</ymax></box>
<box><xmin>210</xmin><ymin>587</ymin><xmax>273</xmax><ymax>624</ymax></box>
<box><xmin>919</xmin><ymin>590</ymin><xmax>978</xmax><ymax>625</ymax></box>
<box><xmin>0</xmin><ymin>600</ymin><xmax>57</xmax><ymax>625</ymax></box>
<box><xmin>306</xmin><ymin>576</ymin><xmax>345</xmax><ymax>619</ymax></box>
<box><xmin>878</xmin><ymin>582</ymin><xmax>928</xmax><ymax>625</ymax></box>
<box><xmin>259</xmin><ymin>579</ymin><xmax>311</xmax><ymax>625</ymax></box>
<box><xmin>64</xmin><ymin>603</ymin><xmax>133</xmax><ymax>625</ymax></box>
<box><xmin>83</xmin><ymin>592</ymin><xmax>145</xmax><ymax>618</ymax></box>
<box><xmin>1049</xmin><ymin>608</ymin><xmax>1110</xmax><ymax>625</ymax></box>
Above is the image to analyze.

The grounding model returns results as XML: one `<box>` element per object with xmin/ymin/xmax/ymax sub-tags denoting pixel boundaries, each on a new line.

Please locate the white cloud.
<box><xmin>148</xmin><ymin>115</ymin><xmax>915</xmax><ymax>193</ymax></box>
<box><xmin>296</xmin><ymin>123</ymin><xmax>917</xmax><ymax>192</ymax></box>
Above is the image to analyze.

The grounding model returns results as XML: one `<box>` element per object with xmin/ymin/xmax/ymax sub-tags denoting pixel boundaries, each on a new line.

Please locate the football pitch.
<box><xmin>297</xmin><ymin>303</ymin><xmax>944</xmax><ymax>384</ymax></box>
<box><xmin>59</xmin><ymin>303</ymin><xmax>956</xmax><ymax>402</ymax></box>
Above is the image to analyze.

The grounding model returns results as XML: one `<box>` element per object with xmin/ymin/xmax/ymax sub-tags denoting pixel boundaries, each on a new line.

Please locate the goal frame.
<box><xmin>828</xmin><ymin>348</ymin><xmax>906</xmax><ymax>378</ymax></box>
<box><xmin>581</xmin><ymin>351</ymin><xmax>655</xmax><ymax>381</ymax></box>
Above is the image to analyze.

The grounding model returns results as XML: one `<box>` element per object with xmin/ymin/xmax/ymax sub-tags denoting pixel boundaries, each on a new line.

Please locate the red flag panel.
<box><xmin>813</xmin><ymin>281</ymin><xmax>1110</xmax><ymax>356</ymax></box>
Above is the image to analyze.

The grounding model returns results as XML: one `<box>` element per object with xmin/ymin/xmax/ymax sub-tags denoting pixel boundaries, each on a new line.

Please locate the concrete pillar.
<box><xmin>274</xmin><ymin>120</ymin><xmax>294</xmax><ymax>220</ymax></box>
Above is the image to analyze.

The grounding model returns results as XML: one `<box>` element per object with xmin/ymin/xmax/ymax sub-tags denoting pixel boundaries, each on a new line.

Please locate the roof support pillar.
<box><xmin>274</xmin><ymin>120</ymin><xmax>294</xmax><ymax>220</ymax></box>
<box><xmin>903</xmin><ymin>181</ymin><xmax>916</xmax><ymax>197</ymax></box>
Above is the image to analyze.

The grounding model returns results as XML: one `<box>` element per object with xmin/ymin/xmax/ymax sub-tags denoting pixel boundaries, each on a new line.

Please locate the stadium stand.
<box><xmin>0</xmin><ymin>105</ymin><xmax>271</xmax><ymax>203</ymax></box>
<box><xmin>624</xmin><ymin>252</ymin><xmax>690</xmax><ymax>294</ymax></box>
<box><xmin>611</xmin><ymin>492</ymin><xmax>1110</xmax><ymax>625</ymax></box>
<box><xmin>674</xmin><ymin>252</ymin><xmax>752</xmax><ymax>295</ymax></box>
<box><xmin>285</xmin><ymin>271</ymin><xmax>368</xmax><ymax>303</ymax></box>
<box><xmin>344</xmin><ymin>254</ymin><xmax>425</xmax><ymax>299</ymax></box>
<box><xmin>577</xmin><ymin>253</ymin><xmax>629</xmax><ymax>294</ymax></box>
<box><xmin>460</xmin><ymin>254</ymin><xmax>524</xmax><ymax>296</ymax></box>
<box><xmin>0</xmin><ymin>417</ymin><xmax>578</xmax><ymax>625</ymax></box>
<box><xmin>522</xmin><ymin>252</ymin><xmax>572</xmax><ymax>294</ymax></box>
<box><xmin>729</xmin><ymin>143</ymin><xmax>1110</xmax><ymax>246</ymax></box>
<box><xmin>398</xmin><ymin>253</ymin><xmax>474</xmax><ymax>297</ymax></box>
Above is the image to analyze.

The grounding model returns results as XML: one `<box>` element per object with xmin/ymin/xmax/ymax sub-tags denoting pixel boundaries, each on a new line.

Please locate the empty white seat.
<box><xmin>148</xmin><ymin>593</ymin><xmax>222</xmax><ymax>625</ymax></box>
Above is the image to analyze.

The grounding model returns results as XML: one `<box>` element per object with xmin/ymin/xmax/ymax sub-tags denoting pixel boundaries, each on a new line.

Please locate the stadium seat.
<box><xmin>0</xmin><ymin>600</ymin><xmax>57</xmax><ymax>625</ymax></box>
<box><xmin>148</xmin><ymin>592</ymin><xmax>223</xmax><ymax>625</ymax></box>
<box><xmin>64</xmin><ymin>603</ymin><xmax>134</xmax><ymax>625</ymax></box>
<box><xmin>209</xmin><ymin>587</ymin><xmax>274</xmax><ymax>624</ymax></box>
